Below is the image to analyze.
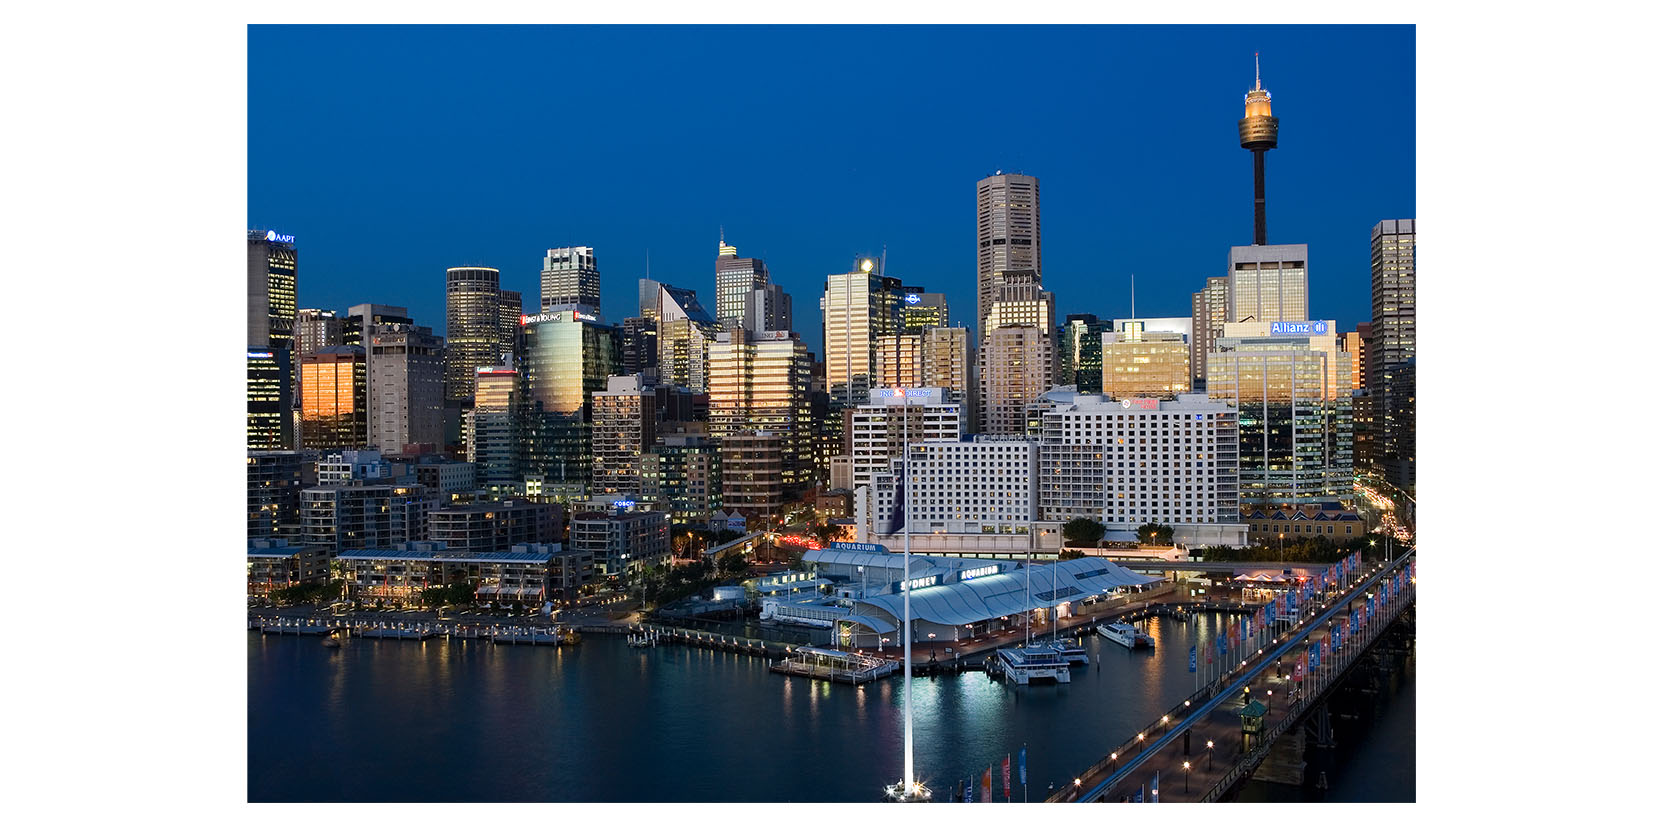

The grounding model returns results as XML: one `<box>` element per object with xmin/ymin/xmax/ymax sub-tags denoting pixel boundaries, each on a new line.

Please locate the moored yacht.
<box><xmin>1052</xmin><ymin>637</ymin><xmax>1089</xmax><ymax>665</ymax></box>
<box><xmin>1098</xmin><ymin>621</ymin><xmax>1142</xmax><ymax>648</ymax></box>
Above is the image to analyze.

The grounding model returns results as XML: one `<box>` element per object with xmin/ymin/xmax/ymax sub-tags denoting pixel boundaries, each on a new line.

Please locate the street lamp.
<box><xmin>1183</xmin><ymin>760</ymin><xmax>1191</xmax><ymax>793</ymax></box>
<box><xmin>1206</xmin><ymin>740</ymin><xmax>1214</xmax><ymax>770</ymax></box>
<box><xmin>1137</xmin><ymin>732</ymin><xmax>1146</xmax><ymax>754</ymax></box>
<box><xmin>1266</xmin><ymin>689</ymin><xmax>1273</xmax><ymax>711</ymax></box>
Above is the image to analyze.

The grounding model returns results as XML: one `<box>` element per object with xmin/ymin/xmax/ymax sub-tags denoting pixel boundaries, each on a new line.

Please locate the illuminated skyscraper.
<box><xmin>1371</xmin><ymin>219</ymin><xmax>1417</xmax><ymax>495</ymax></box>
<box><xmin>295</xmin><ymin>309</ymin><xmax>342</xmax><ymax>361</ymax></box>
<box><xmin>498</xmin><ymin>290</ymin><xmax>522</xmax><ymax>359</ymax></box>
<box><xmin>541</xmin><ymin>246</ymin><xmax>601</xmax><ymax>314</ymax></box>
<box><xmin>981</xmin><ymin>325</ymin><xmax>1051</xmax><ymax>435</ymax></box>
<box><xmin>709</xmin><ymin>328</ymin><xmax>813</xmax><ymax>489</ymax></box>
<box><xmin>247</xmin><ymin>348</ymin><xmax>293</xmax><ymax>450</ymax></box>
<box><xmin>1206</xmin><ymin>320</ymin><xmax>1352</xmax><ymax>504</ymax></box>
<box><xmin>976</xmin><ymin>172</ymin><xmax>1041</xmax><ymax>332</ymax></box>
<box><xmin>1100</xmin><ymin>322</ymin><xmax>1192</xmax><ymax>400</ymax></box>
<box><xmin>743</xmin><ymin>282</ymin><xmax>793</xmax><ymax>335</ymax></box>
<box><xmin>1227</xmin><ymin>244</ymin><xmax>1308</xmax><ymax>326</ymax></box>
<box><xmin>299</xmin><ymin>345</ymin><xmax>369</xmax><ymax>451</ymax></box>
<box><xmin>248</xmin><ymin>230</ymin><xmax>296</xmax><ymax>350</ymax></box>
<box><xmin>592</xmin><ymin>375</ymin><xmax>658</xmax><ymax>495</ymax></box>
<box><xmin>922</xmin><ymin>326</ymin><xmax>977</xmax><ymax>432</ymax></box>
<box><xmin>366</xmin><ymin>323</ymin><xmax>445</xmax><ymax>451</ymax></box>
<box><xmin>445</xmin><ymin>266</ymin><xmax>502</xmax><ymax>402</ymax></box>
<box><xmin>714</xmin><ymin>237</ymin><xmax>771</xmax><ymax>328</ymax></box>
<box><xmin>467</xmin><ymin>366</ymin><xmax>522</xmax><ymax>488</ymax></box>
<box><xmin>518</xmin><ymin>309</ymin><xmax>619</xmax><ymax>489</ymax></box>
<box><xmin>900</xmin><ymin>290</ymin><xmax>948</xmax><ymax>333</ymax></box>
<box><xmin>1191</xmin><ymin>276</ymin><xmax>1230</xmax><ymax>390</ymax></box>
<box><xmin>652</xmin><ymin>283</ymin><xmax>718</xmax><ymax>393</ymax></box>
<box><xmin>820</xmin><ymin>257</ymin><xmax>905</xmax><ymax>408</ymax></box>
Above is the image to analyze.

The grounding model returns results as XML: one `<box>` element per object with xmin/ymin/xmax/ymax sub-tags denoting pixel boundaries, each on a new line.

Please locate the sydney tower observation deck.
<box><xmin>1238</xmin><ymin>53</ymin><xmax>1279</xmax><ymax>246</ymax></box>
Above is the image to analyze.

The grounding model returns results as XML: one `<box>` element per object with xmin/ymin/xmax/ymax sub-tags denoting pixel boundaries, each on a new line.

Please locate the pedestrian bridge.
<box><xmin>1048</xmin><ymin>548</ymin><xmax>1416</xmax><ymax>803</ymax></box>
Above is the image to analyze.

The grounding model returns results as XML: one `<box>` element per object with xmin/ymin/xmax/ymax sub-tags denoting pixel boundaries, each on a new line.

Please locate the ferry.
<box><xmin>1098</xmin><ymin>621</ymin><xmax>1145</xmax><ymax>649</ymax></box>
<box><xmin>996</xmin><ymin>645</ymin><xmax>1072</xmax><ymax>685</ymax></box>
<box><xmin>1052</xmin><ymin>638</ymin><xmax>1089</xmax><ymax>665</ymax></box>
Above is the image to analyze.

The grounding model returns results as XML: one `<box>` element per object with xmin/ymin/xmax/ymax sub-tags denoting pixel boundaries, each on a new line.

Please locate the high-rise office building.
<box><xmin>976</xmin><ymin>172</ymin><xmax>1041</xmax><ymax>332</ymax></box>
<box><xmin>718</xmin><ymin>432</ymin><xmax>787</xmax><ymax>525</ymax></box>
<box><xmin>981</xmin><ymin>325</ymin><xmax>1052</xmax><ymax>435</ymax></box>
<box><xmin>620</xmin><ymin>316</ymin><xmax>659</xmax><ymax>377</ymax></box>
<box><xmin>982</xmin><ymin>270</ymin><xmax>1057</xmax><ymax>336</ymax></box>
<box><xmin>299</xmin><ymin>345</ymin><xmax>369</xmax><ymax>451</ymax></box>
<box><xmin>518</xmin><ymin>309</ymin><xmax>619</xmax><ymax>489</ymax></box>
<box><xmin>1344</xmin><ymin>327</ymin><xmax>1368</xmax><ymax>391</ymax></box>
<box><xmin>651</xmin><ymin>282</ymin><xmax>719</xmax><ymax>393</ymax></box>
<box><xmin>445</xmin><ymin>266</ymin><xmax>502</xmax><ymax>402</ymax></box>
<box><xmin>714</xmin><ymin>237</ymin><xmax>770</xmax><ymax>328</ymax></box>
<box><xmin>873</xmin><ymin>333</ymin><xmax>924</xmax><ymax>390</ymax></box>
<box><xmin>1382</xmin><ymin>359</ymin><xmax>1415</xmax><ymax>497</ymax></box>
<box><xmin>1100</xmin><ymin>321</ymin><xmax>1192</xmax><ymax>399</ymax></box>
<box><xmin>498</xmin><ymin>290</ymin><xmax>522</xmax><ymax>359</ymax></box>
<box><xmin>743</xmin><ymin>282</ymin><xmax>793</xmax><ymax>335</ymax></box>
<box><xmin>1370</xmin><ymin>219</ymin><xmax>1416</xmax><ymax>495</ymax></box>
<box><xmin>922</xmin><ymin>327</ymin><xmax>977</xmax><ymax>432</ymax></box>
<box><xmin>1058</xmin><ymin>314</ymin><xmax>1105</xmax><ymax>389</ymax></box>
<box><xmin>1206</xmin><ymin>320</ymin><xmax>1352</xmax><ymax>504</ymax></box>
<box><xmin>541</xmin><ymin>246</ymin><xmax>601</xmax><ymax>314</ymax></box>
<box><xmin>592</xmin><ymin>375</ymin><xmax>658</xmax><ymax>495</ymax></box>
<box><xmin>900</xmin><ymin>290</ymin><xmax>948</xmax><ymax>333</ymax></box>
<box><xmin>248</xmin><ymin>348</ymin><xmax>293</xmax><ymax>451</ymax></box>
<box><xmin>709</xmin><ymin>328</ymin><xmax>813</xmax><ymax>489</ymax></box>
<box><xmin>342</xmin><ymin>304</ymin><xmax>414</xmax><ymax>347</ymax></box>
<box><xmin>1227</xmin><ymin>245</ymin><xmax>1308</xmax><ymax>326</ymax></box>
<box><xmin>248</xmin><ymin>230</ymin><xmax>297</xmax><ymax>350</ymax></box>
<box><xmin>467</xmin><ymin>366</ymin><xmax>522</xmax><ymax>488</ymax></box>
<box><xmin>821</xmin><ymin>257</ymin><xmax>905</xmax><ymax>408</ymax></box>
<box><xmin>366</xmin><ymin>323</ymin><xmax>445</xmax><ymax>451</ymax></box>
<box><xmin>295</xmin><ymin>309</ymin><xmax>342</xmax><ymax>361</ymax></box>
<box><xmin>1191</xmin><ymin>276</ymin><xmax>1230</xmax><ymax>390</ymax></box>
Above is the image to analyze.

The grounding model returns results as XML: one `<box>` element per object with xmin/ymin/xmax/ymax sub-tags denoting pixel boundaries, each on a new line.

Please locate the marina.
<box><xmin>769</xmin><ymin>646</ymin><xmax>901</xmax><ymax>684</ymax></box>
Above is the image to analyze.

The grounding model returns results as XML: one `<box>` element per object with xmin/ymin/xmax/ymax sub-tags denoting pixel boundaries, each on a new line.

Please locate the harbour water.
<box><xmin>248</xmin><ymin>613</ymin><xmax>1413</xmax><ymax>802</ymax></box>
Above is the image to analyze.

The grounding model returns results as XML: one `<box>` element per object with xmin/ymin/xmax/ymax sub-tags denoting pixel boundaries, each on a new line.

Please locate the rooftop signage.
<box><xmin>830</xmin><ymin>541</ymin><xmax>888</xmax><ymax>554</ymax></box>
<box><xmin>877</xmin><ymin>387</ymin><xmax>935</xmax><ymax>401</ymax></box>
<box><xmin>904</xmin><ymin>293</ymin><xmax>922</xmax><ymax>305</ymax></box>
<box><xmin>1269</xmin><ymin>321</ymin><xmax>1329</xmax><ymax>336</ymax></box>
<box><xmin>247</xmin><ymin>351</ymin><xmax>273</xmax><ymax>359</ymax></box>
<box><xmin>264</xmin><ymin>230</ymin><xmax>295</xmax><ymax>244</ymax></box>
<box><xmin>1120</xmin><ymin>398</ymin><xmax>1160</xmax><ymax>410</ymax></box>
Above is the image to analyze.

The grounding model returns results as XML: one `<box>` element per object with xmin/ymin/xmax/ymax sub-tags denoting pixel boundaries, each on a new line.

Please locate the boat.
<box><xmin>1052</xmin><ymin>637</ymin><xmax>1089</xmax><ymax>665</ymax></box>
<box><xmin>997</xmin><ymin>645</ymin><xmax>1072</xmax><ymax>685</ymax></box>
<box><xmin>322</xmin><ymin>634</ymin><xmax>341</xmax><ymax>648</ymax></box>
<box><xmin>1134</xmin><ymin>631</ymin><xmax>1155</xmax><ymax>649</ymax></box>
<box><xmin>1098</xmin><ymin>621</ymin><xmax>1142</xmax><ymax>648</ymax></box>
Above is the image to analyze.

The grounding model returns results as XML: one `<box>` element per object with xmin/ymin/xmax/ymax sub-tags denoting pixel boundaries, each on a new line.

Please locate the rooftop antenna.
<box><xmin>1130</xmin><ymin>273</ymin><xmax>1137</xmax><ymax>319</ymax></box>
<box><xmin>1255</xmin><ymin>51</ymin><xmax>1262</xmax><ymax>91</ymax></box>
<box><xmin>645</xmin><ymin>248</ymin><xmax>651</xmax><ymax>278</ymax></box>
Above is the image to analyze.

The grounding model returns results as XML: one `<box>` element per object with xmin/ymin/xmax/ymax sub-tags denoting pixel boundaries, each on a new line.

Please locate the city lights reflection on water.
<box><xmin>250</xmin><ymin>612</ymin><xmax>1408</xmax><ymax>802</ymax></box>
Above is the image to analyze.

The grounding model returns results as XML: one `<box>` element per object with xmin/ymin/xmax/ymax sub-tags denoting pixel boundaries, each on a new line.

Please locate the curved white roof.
<box><xmin>853</xmin><ymin>556</ymin><xmax>1158</xmax><ymax>628</ymax></box>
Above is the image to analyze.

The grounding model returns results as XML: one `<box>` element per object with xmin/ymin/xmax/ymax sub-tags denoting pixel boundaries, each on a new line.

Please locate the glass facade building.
<box><xmin>714</xmin><ymin>240</ymin><xmax>770</xmax><ymax>328</ymax></box>
<box><xmin>976</xmin><ymin>172</ymin><xmax>1041</xmax><ymax>333</ymax></box>
<box><xmin>247</xmin><ymin>348</ymin><xmax>292</xmax><ymax>451</ymax></box>
<box><xmin>709</xmin><ymin>328</ymin><xmax>813</xmax><ymax>489</ymax></box>
<box><xmin>1227</xmin><ymin>244</ymin><xmax>1308</xmax><ymax>327</ymax></box>
<box><xmin>540</xmin><ymin>246</ymin><xmax>601</xmax><ymax>314</ymax></box>
<box><xmin>820</xmin><ymin>259</ymin><xmax>905</xmax><ymax>408</ymax></box>
<box><xmin>1206</xmin><ymin>321</ymin><xmax>1352</xmax><ymax>505</ymax></box>
<box><xmin>299</xmin><ymin>345</ymin><xmax>368</xmax><ymax>451</ymax></box>
<box><xmin>445</xmin><ymin>266</ymin><xmax>502</xmax><ymax>402</ymax></box>
<box><xmin>1100</xmin><ymin>324</ymin><xmax>1191</xmax><ymax>400</ymax></box>
<box><xmin>247</xmin><ymin>230</ymin><xmax>296</xmax><ymax>350</ymax></box>
<box><xmin>518</xmin><ymin>311</ymin><xmax>619</xmax><ymax>489</ymax></box>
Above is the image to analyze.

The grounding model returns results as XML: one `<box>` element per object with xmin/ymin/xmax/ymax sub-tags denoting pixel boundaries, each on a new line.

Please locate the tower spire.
<box><xmin>1255</xmin><ymin>52</ymin><xmax>1261</xmax><ymax>91</ymax></box>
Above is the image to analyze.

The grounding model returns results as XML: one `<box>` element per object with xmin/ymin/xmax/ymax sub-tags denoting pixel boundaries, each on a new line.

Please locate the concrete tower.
<box><xmin>1238</xmin><ymin>53</ymin><xmax>1280</xmax><ymax>246</ymax></box>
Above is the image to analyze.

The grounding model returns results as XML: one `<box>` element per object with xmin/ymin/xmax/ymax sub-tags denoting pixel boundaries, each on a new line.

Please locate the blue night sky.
<box><xmin>249</xmin><ymin>24</ymin><xmax>1414</xmax><ymax>355</ymax></box>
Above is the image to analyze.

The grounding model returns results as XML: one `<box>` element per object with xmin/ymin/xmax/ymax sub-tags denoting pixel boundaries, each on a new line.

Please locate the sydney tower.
<box><xmin>1238</xmin><ymin>53</ymin><xmax>1279</xmax><ymax>246</ymax></box>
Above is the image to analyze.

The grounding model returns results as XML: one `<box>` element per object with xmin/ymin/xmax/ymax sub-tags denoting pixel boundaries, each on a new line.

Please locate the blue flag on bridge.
<box><xmin>1351</xmin><ymin>609</ymin><xmax>1360</xmax><ymax>634</ymax></box>
<box><xmin>964</xmin><ymin>777</ymin><xmax>972</xmax><ymax>803</ymax></box>
<box><xmin>1019</xmin><ymin>747</ymin><xmax>1026</xmax><ymax>786</ymax></box>
<box><xmin>1188</xmin><ymin>645</ymin><xmax>1197</xmax><ymax>672</ymax></box>
<box><xmin>1332</xmin><ymin>623</ymin><xmax>1341</xmax><ymax>651</ymax></box>
<box><xmin>1308</xmin><ymin>640</ymin><xmax>1320</xmax><ymax>673</ymax></box>
<box><xmin>1217</xmin><ymin>631</ymin><xmax>1227</xmax><ymax>657</ymax></box>
<box><xmin>1286</xmin><ymin>591</ymin><xmax>1297</xmax><ymax>611</ymax></box>
<box><xmin>1151</xmin><ymin>771</ymin><xmax>1159</xmax><ymax>803</ymax></box>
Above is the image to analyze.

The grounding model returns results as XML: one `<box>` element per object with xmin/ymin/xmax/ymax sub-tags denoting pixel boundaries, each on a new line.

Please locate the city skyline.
<box><xmin>249</xmin><ymin>25</ymin><xmax>1415</xmax><ymax>356</ymax></box>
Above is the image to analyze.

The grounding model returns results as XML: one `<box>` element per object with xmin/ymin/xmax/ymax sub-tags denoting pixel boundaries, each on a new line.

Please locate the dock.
<box><xmin>769</xmin><ymin>646</ymin><xmax>900</xmax><ymax>684</ymax></box>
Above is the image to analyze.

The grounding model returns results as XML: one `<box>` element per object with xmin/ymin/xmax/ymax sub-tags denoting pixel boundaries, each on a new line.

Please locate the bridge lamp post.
<box><xmin>1266</xmin><ymin>689</ymin><xmax>1273</xmax><ymax>711</ymax></box>
<box><xmin>1137</xmin><ymin>732</ymin><xmax>1146</xmax><ymax>754</ymax></box>
<box><xmin>1206</xmin><ymin>740</ymin><xmax>1215</xmax><ymax>770</ymax></box>
<box><xmin>1182</xmin><ymin>761</ymin><xmax>1191</xmax><ymax>793</ymax></box>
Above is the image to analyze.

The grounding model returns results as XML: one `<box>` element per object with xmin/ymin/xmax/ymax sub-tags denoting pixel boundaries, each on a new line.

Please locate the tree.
<box><xmin>1057</xmin><ymin>548</ymin><xmax>1087</xmax><ymax>561</ymax></box>
<box><xmin>1062</xmin><ymin>518</ymin><xmax>1104</xmax><ymax>548</ymax></box>
<box><xmin>1137</xmin><ymin>523</ymin><xmax>1175</xmax><ymax>546</ymax></box>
